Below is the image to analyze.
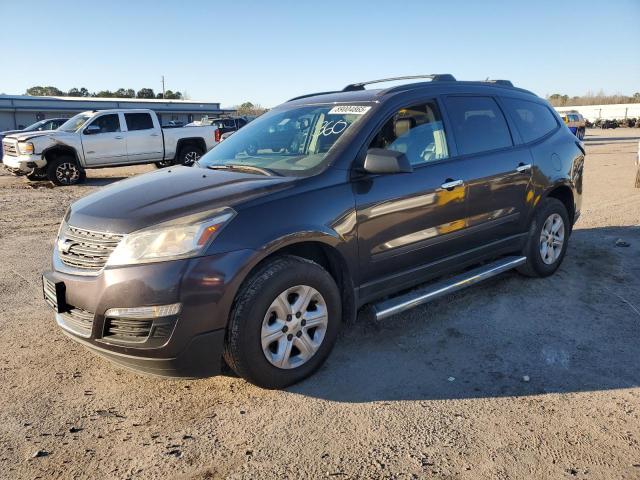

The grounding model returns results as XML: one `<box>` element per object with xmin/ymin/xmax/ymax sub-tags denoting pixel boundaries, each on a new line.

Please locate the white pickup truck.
<box><xmin>1</xmin><ymin>108</ymin><xmax>218</xmax><ymax>185</ymax></box>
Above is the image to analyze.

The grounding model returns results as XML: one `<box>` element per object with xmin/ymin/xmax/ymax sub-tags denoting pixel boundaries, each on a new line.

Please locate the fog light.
<box><xmin>104</xmin><ymin>303</ymin><xmax>181</xmax><ymax>319</ymax></box>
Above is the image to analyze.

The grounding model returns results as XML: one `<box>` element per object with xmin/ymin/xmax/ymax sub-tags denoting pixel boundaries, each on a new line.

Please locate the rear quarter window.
<box><xmin>503</xmin><ymin>98</ymin><xmax>558</xmax><ymax>143</ymax></box>
<box><xmin>443</xmin><ymin>96</ymin><xmax>513</xmax><ymax>156</ymax></box>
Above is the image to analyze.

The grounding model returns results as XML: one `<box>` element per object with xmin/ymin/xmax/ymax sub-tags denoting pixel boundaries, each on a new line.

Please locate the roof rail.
<box><xmin>482</xmin><ymin>79</ymin><xmax>514</xmax><ymax>87</ymax></box>
<box><xmin>287</xmin><ymin>90</ymin><xmax>340</xmax><ymax>102</ymax></box>
<box><xmin>343</xmin><ymin>74</ymin><xmax>456</xmax><ymax>92</ymax></box>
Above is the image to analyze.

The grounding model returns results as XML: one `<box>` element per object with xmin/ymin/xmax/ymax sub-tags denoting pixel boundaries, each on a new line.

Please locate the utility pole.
<box><xmin>161</xmin><ymin>75</ymin><xmax>166</xmax><ymax>99</ymax></box>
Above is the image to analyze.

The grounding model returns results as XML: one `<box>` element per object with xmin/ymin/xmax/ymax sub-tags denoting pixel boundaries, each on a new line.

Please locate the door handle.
<box><xmin>150</xmin><ymin>133</ymin><xmax>160</xmax><ymax>137</ymax></box>
<box><xmin>114</xmin><ymin>136</ymin><xmax>123</xmax><ymax>139</ymax></box>
<box><xmin>440</xmin><ymin>179</ymin><xmax>464</xmax><ymax>190</ymax></box>
<box><xmin>516</xmin><ymin>163</ymin><xmax>532</xmax><ymax>172</ymax></box>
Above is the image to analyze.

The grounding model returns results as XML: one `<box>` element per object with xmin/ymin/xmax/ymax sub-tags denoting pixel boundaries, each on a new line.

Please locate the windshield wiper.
<box><xmin>207</xmin><ymin>164</ymin><xmax>280</xmax><ymax>176</ymax></box>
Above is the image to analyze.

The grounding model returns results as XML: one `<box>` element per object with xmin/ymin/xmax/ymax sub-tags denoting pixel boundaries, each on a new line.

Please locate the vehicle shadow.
<box><xmin>75</xmin><ymin>176</ymin><xmax>130</xmax><ymax>187</ymax></box>
<box><xmin>290</xmin><ymin>226</ymin><xmax>640</xmax><ymax>402</ymax></box>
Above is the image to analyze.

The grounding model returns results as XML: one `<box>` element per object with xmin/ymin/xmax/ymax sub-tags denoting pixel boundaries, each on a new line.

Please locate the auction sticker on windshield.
<box><xmin>328</xmin><ymin>105</ymin><xmax>371</xmax><ymax>115</ymax></box>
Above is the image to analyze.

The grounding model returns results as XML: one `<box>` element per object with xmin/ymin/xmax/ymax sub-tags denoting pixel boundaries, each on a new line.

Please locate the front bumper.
<box><xmin>2</xmin><ymin>153</ymin><xmax>45</xmax><ymax>172</ymax></box>
<box><xmin>43</xmin><ymin>249</ymin><xmax>256</xmax><ymax>377</ymax></box>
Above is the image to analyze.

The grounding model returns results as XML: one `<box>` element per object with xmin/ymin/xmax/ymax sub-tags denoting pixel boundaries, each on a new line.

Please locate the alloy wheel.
<box><xmin>55</xmin><ymin>162</ymin><xmax>80</xmax><ymax>185</ymax></box>
<box><xmin>183</xmin><ymin>151</ymin><xmax>201</xmax><ymax>166</ymax></box>
<box><xmin>539</xmin><ymin>213</ymin><xmax>565</xmax><ymax>265</ymax></box>
<box><xmin>260</xmin><ymin>285</ymin><xmax>328</xmax><ymax>369</ymax></box>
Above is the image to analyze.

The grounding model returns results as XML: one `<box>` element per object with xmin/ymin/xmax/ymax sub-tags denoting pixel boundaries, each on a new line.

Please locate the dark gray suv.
<box><xmin>43</xmin><ymin>75</ymin><xmax>584</xmax><ymax>388</ymax></box>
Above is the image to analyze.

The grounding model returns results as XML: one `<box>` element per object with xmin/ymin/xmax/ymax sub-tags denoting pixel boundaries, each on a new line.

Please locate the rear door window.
<box><xmin>125</xmin><ymin>113</ymin><xmax>154</xmax><ymax>131</ymax></box>
<box><xmin>503</xmin><ymin>98</ymin><xmax>558</xmax><ymax>143</ymax></box>
<box><xmin>443</xmin><ymin>96</ymin><xmax>513</xmax><ymax>155</ymax></box>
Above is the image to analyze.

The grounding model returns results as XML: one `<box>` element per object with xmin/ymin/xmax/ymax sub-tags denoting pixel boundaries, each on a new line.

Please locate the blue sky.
<box><xmin>1</xmin><ymin>0</ymin><xmax>638</xmax><ymax>107</ymax></box>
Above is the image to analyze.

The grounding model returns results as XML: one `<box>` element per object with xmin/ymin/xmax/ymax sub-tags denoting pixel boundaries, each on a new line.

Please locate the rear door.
<box><xmin>442</xmin><ymin>95</ymin><xmax>533</xmax><ymax>248</ymax></box>
<box><xmin>81</xmin><ymin>113</ymin><xmax>127</xmax><ymax>165</ymax></box>
<box><xmin>123</xmin><ymin>112</ymin><xmax>163</xmax><ymax>162</ymax></box>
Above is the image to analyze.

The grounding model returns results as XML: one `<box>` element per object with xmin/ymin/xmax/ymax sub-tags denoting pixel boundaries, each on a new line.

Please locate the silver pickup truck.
<box><xmin>1</xmin><ymin>108</ymin><xmax>218</xmax><ymax>185</ymax></box>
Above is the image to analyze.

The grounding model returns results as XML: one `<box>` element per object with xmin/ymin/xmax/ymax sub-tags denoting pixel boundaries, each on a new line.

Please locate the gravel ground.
<box><xmin>0</xmin><ymin>128</ymin><xmax>639</xmax><ymax>480</ymax></box>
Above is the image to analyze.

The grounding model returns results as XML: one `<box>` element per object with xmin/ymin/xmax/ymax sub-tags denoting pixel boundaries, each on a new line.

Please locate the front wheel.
<box><xmin>47</xmin><ymin>157</ymin><xmax>85</xmax><ymax>186</ymax></box>
<box><xmin>518</xmin><ymin>198</ymin><xmax>570</xmax><ymax>277</ymax></box>
<box><xmin>223</xmin><ymin>256</ymin><xmax>341</xmax><ymax>389</ymax></box>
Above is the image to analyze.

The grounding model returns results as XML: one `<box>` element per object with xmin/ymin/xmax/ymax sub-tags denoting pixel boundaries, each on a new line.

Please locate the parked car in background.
<box><xmin>208</xmin><ymin>117</ymin><xmax>249</xmax><ymax>142</ymax></box>
<box><xmin>560</xmin><ymin>111</ymin><xmax>586</xmax><ymax>139</ymax></box>
<box><xmin>2</xmin><ymin>109</ymin><xmax>217</xmax><ymax>184</ymax></box>
<box><xmin>165</xmin><ymin>120</ymin><xmax>185</xmax><ymax>127</ymax></box>
<box><xmin>600</xmin><ymin>119</ymin><xmax>619</xmax><ymax>129</ymax></box>
<box><xmin>0</xmin><ymin>118</ymin><xmax>67</xmax><ymax>161</ymax></box>
<box><xmin>42</xmin><ymin>75</ymin><xmax>584</xmax><ymax>388</ymax></box>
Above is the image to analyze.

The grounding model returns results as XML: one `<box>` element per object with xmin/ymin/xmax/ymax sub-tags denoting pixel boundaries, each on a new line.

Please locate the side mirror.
<box><xmin>84</xmin><ymin>124</ymin><xmax>101</xmax><ymax>135</ymax></box>
<box><xmin>362</xmin><ymin>148</ymin><xmax>413</xmax><ymax>174</ymax></box>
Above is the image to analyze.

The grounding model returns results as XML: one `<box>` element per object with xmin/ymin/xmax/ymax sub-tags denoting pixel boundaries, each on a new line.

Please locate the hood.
<box><xmin>4</xmin><ymin>130</ymin><xmax>77</xmax><ymax>142</ymax></box>
<box><xmin>69</xmin><ymin>166</ymin><xmax>296</xmax><ymax>233</ymax></box>
<box><xmin>0</xmin><ymin>129</ymin><xmax>22</xmax><ymax>137</ymax></box>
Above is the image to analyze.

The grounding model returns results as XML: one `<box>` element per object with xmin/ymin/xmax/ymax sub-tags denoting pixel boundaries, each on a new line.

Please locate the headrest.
<box><xmin>394</xmin><ymin>118</ymin><xmax>415</xmax><ymax>138</ymax></box>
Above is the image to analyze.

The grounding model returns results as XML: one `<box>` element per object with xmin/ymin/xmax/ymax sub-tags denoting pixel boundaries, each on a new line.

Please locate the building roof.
<box><xmin>0</xmin><ymin>94</ymin><xmax>230</xmax><ymax>113</ymax></box>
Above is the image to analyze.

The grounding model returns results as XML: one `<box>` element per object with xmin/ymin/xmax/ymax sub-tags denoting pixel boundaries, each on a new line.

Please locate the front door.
<box><xmin>81</xmin><ymin>113</ymin><xmax>127</xmax><ymax>165</ymax></box>
<box><xmin>354</xmin><ymin>100</ymin><xmax>477</xmax><ymax>299</ymax></box>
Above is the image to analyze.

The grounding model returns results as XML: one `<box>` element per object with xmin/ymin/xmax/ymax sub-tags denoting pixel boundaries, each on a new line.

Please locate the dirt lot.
<box><xmin>1</xmin><ymin>128</ymin><xmax>639</xmax><ymax>480</ymax></box>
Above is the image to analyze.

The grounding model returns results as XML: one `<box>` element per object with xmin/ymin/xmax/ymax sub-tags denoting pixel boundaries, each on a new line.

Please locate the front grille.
<box><xmin>104</xmin><ymin>317</ymin><xmax>153</xmax><ymax>343</ymax></box>
<box><xmin>59</xmin><ymin>226</ymin><xmax>124</xmax><ymax>271</ymax></box>
<box><xmin>59</xmin><ymin>308</ymin><xmax>95</xmax><ymax>337</ymax></box>
<box><xmin>2</xmin><ymin>140</ymin><xmax>18</xmax><ymax>157</ymax></box>
<box><xmin>103</xmin><ymin>316</ymin><xmax>176</xmax><ymax>344</ymax></box>
<box><xmin>43</xmin><ymin>276</ymin><xmax>95</xmax><ymax>337</ymax></box>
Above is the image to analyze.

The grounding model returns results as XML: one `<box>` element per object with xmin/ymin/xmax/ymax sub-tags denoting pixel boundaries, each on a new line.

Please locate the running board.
<box><xmin>372</xmin><ymin>256</ymin><xmax>526</xmax><ymax>320</ymax></box>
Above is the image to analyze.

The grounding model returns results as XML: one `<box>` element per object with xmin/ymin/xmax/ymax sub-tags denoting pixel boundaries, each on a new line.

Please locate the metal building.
<box><xmin>0</xmin><ymin>95</ymin><xmax>234</xmax><ymax>131</ymax></box>
<box><xmin>555</xmin><ymin>103</ymin><xmax>640</xmax><ymax>122</ymax></box>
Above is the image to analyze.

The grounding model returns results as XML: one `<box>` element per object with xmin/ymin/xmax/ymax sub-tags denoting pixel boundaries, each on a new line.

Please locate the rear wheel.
<box><xmin>223</xmin><ymin>256</ymin><xmax>341</xmax><ymax>388</ymax></box>
<box><xmin>177</xmin><ymin>144</ymin><xmax>203</xmax><ymax>166</ymax></box>
<box><xmin>518</xmin><ymin>198</ymin><xmax>570</xmax><ymax>277</ymax></box>
<box><xmin>47</xmin><ymin>157</ymin><xmax>85</xmax><ymax>186</ymax></box>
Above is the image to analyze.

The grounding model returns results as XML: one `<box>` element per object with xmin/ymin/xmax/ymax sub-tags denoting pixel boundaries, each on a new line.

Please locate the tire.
<box><xmin>154</xmin><ymin>159</ymin><xmax>173</xmax><ymax>169</ymax></box>
<box><xmin>46</xmin><ymin>156</ymin><xmax>85</xmax><ymax>186</ymax></box>
<box><xmin>26</xmin><ymin>167</ymin><xmax>48</xmax><ymax>181</ymax></box>
<box><xmin>517</xmin><ymin>198</ymin><xmax>570</xmax><ymax>277</ymax></box>
<box><xmin>176</xmin><ymin>144</ymin><xmax>202</xmax><ymax>166</ymax></box>
<box><xmin>223</xmin><ymin>255</ymin><xmax>341</xmax><ymax>389</ymax></box>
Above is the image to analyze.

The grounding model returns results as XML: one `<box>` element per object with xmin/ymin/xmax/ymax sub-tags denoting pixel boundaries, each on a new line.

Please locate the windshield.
<box><xmin>198</xmin><ymin>104</ymin><xmax>372</xmax><ymax>176</ymax></box>
<box><xmin>23</xmin><ymin>120</ymin><xmax>48</xmax><ymax>132</ymax></box>
<box><xmin>59</xmin><ymin>113</ymin><xmax>93</xmax><ymax>132</ymax></box>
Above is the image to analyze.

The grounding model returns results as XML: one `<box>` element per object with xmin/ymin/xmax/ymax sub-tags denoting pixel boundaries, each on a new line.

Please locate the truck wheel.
<box><xmin>154</xmin><ymin>159</ymin><xmax>173</xmax><ymax>169</ymax></box>
<box><xmin>26</xmin><ymin>167</ymin><xmax>48</xmax><ymax>181</ymax></box>
<box><xmin>177</xmin><ymin>145</ymin><xmax>202</xmax><ymax>166</ymax></box>
<box><xmin>47</xmin><ymin>157</ymin><xmax>85</xmax><ymax>186</ymax></box>
<box><xmin>223</xmin><ymin>255</ymin><xmax>341</xmax><ymax>389</ymax></box>
<box><xmin>517</xmin><ymin>198</ymin><xmax>570</xmax><ymax>278</ymax></box>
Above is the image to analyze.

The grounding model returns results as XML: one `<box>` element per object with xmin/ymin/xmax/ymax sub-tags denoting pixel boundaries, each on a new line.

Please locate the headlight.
<box><xmin>18</xmin><ymin>142</ymin><xmax>34</xmax><ymax>155</ymax></box>
<box><xmin>106</xmin><ymin>208</ymin><xmax>236</xmax><ymax>266</ymax></box>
